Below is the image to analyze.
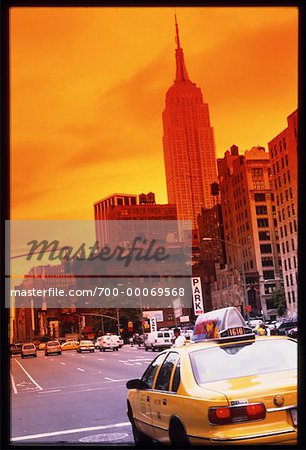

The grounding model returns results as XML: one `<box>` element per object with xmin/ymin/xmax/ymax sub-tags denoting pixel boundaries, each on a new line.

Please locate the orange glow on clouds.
<box><xmin>10</xmin><ymin>7</ymin><xmax>298</xmax><ymax>219</ymax></box>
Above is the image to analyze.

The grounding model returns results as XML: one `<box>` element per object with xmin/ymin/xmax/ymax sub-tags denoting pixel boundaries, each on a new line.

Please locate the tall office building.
<box><xmin>218</xmin><ymin>145</ymin><xmax>282</xmax><ymax>319</ymax></box>
<box><xmin>268</xmin><ymin>111</ymin><xmax>298</xmax><ymax>315</ymax></box>
<box><xmin>162</xmin><ymin>17</ymin><xmax>217</xmax><ymax>232</ymax></box>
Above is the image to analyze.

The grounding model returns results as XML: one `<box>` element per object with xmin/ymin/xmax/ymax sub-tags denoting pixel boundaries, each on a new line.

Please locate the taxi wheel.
<box><xmin>169</xmin><ymin>417</ymin><xmax>190</xmax><ymax>448</ymax></box>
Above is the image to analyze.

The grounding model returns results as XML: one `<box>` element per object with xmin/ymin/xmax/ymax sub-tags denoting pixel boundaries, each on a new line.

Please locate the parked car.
<box><xmin>98</xmin><ymin>335</ymin><xmax>119</xmax><ymax>352</ymax></box>
<box><xmin>10</xmin><ymin>343</ymin><xmax>22</xmax><ymax>355</ymax></box>
<box><xmin>77</xmin><ymin>340</ymin><xmax>95</xmax><ymax>353</ymax></box>
<box><xmin>21</xmin><ymin>343</ymin><xmax>37</xmax><ymax>359</ymax></box>
<box><xmin>45</xmin><ymin>340</ymin><xmax>62</xmax><ymax>356</ymax></box>
<box><xmin>144</xmin><ymin>330</ymin><xmax>173</xmax><ymax>352</ymax></box>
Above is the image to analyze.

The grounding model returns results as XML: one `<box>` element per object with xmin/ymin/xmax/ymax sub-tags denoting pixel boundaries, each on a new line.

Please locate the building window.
<box><xmin>251</xmin><ymin>168</ymin><xmax>264</xmax><ymax>177</ymax></box>
<box><xmin>286</xmin><ymin>275</ymin><xmax>289</xmax><ymax>287</ymax></box>
<box><xmin>257</xmin><ymin>218</ymin><xmax>269</xmax><ymax>228</ymax></box>
<box><xmin>288</xmin><ymin>258</ymin><xmax>292</xmax><ymax>270</ymax></box>
<box><xmin>282</xmin><ymin>209</ymin><xmax>286</xmax><ymax>220</ymax></box>
<box><xmin>292</xmin><ymin>204</ymin><xmax>295</xmax><ymax>215</ymax></box>
<box><xmin>278</xmin><ymin>176</ymin><xmax>281</xmax><ymax>188</ymax></box>
<box><xmin>289</xmin><ymin>187</ymin><xmax>293</xmax><ymax>199</ymax></box>
<box><xmin>285</xmin><ymin>154</ymin><xmax>289</xmax><ymax>166</ymax></box>
<box><xmin>289</xmin><ymin>222</ymin><xmax>293</xmax><ymax>234</ymax></box>
<box><xmin>283</xmin><ymin>138</ymin><xmax>287</xmax><ymax>149</ymax></box>
<box><xmin>281</xmin><ymin>157</ymin><xmax>285</xmax><ymax>169</ymax></box>
<box><xmin>292</xmin><ymin>291</ymin><xmax>295</xmax><ymax>303</ymax></box>
<box><xmin>253</xmin><ymin>180</ymin><xmax>265</xmax><ymax>190</ymax></box>
<box><xmin>284</xmin><ymin>225</ymin><xmax>287</xmax><ymax>237</ymax></box>
<box><xmin>260</xmin><ymin>244</ymin><xmax>272</xmax><ymax>254</ymax></box>
<box><xmin>287</xmin><ymin>206</ymin><xmax>291</xmax><ymax>218</ymax></box>
<box><xmin>282</xmin><ymin>242</ymin><xmax>285</xmax><ymax>254</ymax></box>
<box><xmin>293</xmin><ymin>255</ymin><xmax>297</xmax><ymax>268</ymax></box>
<box><xmin>288</xmin><ymin>291</ymin><xmax>291</xmax><ymax>303</ymax></box>
<box><xmin>284</xmin><ymin>259</ymin><xmax>287</xmax><ymax>271</ymax></box>
<box><xmin>286</xmin><ymin>241</ymin><xmax>290</xmax><ymax>252</ymax></box>
<box><xmin>276</xmin><ymin>195</ymin><xmax>279</xmax><ymax>206</ymax></box>
<box><xmin>254</xmin><ymin>193</ymin><xmax>266</xmax><ymax>202</ymax></box>
<box><xmin>290</xmin><ymin>274</ymin><xmax>293</xmax><ymax>286</ymax></box>
<box><xmin>280</xmin><ymin>193</ymin><xmax>283</xmax><ymax>204</ymax></box>
<box><xmin>280</xmin><ymin>227</ymin><xmax>283</xmax><ymax>238</ymax></box>
<box><xmin>259</xmin><ymin>231</ymin><xmax>271</xmax><ymax>241</ymax></box>
<box><xmin>270</xmin><ymin>148</ymin><xmax>274</xmax><ymax>158</ymax></box>
<box><xmin>263</xmin><ymin>270</ymin><xmax>275</xmax><ymax>280</ymax></box>
<box><xmin>265</xmin><ymin>284</ymin><xmax>276</xmax><ymax>294</ymax></box>
<box><xmin>285</xmin><ymin>190</ymin><xmax>288</xmax><ymax>201</ymax></box>
<box><xmin>276</xmin><ymin>161</ymin><xmax>280</xmax><ymax>173</ymax></box>
<box><xmin>291</xmin><ymin>239</ymin><xmax>295</xmax><ymax>251</ymax></box>
<box><xmin>294</xmin><ymin>220</ymin><xmax>297</xmax><ymax>232</ymax></box>
<box><xmin>256</xmin><ymin>205</ymin><xmax>267</xmax><ymax>215</ymax></box>
<box><xmin>283</xmin><ymin>173</ymin><xmax>287</xmax><ymax>184</ymax></box>
<box><xmin>250</xmin><ymin>260</ymin><xmax>254</xmax><ymax>269</ymax></box>
<box><xmin>278</xmin><ymin>211</ymin><xmax>282</xmax><ymax>222</ymax></box>
<box><xmin>262</xmin><ymin>257</ymin><xmax>274</xmax><ymax>267</ymax></box>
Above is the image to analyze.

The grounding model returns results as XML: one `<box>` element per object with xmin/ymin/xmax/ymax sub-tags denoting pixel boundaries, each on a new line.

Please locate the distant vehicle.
<box><xmin>287</xmin><ymin>327</ymin><xmax>298</xmax><ymax>339</ymax></box>
<box><xmin>10</xmin><ymin>343</ymin><xmax>22</xmax><ymax>355</ymax></box>
<box><xmin>98</xmin><ymin>335</ymin><xmax>119</xmax><ymax>352</ymax></box>
<box><xmin>61</xmin><ymin>341</ymin><xmax>79</xmax><ymax>351</ymax></box>
<box><xmin>144</xmin><ymin>330</ymin><xmax>173</xmax><ymax>352</ymax></box>
<box><xmin>276</xmin><ymin>321</ymin><xmax>298</xmax><ymax>336</ymax></box>
<box><xmin>109</xmin><ymin>335</ymin><xmax>123</xmax><ymax>348</ymax></box>
<box><xmin>248</xmin><ymin>319</ymin><xmax>262</xmax><ymax>329</ymax></box>
<box><xmin>95</xmin><ymin>337</ymin><xmax>102</xmax><ymax>349</ymax></box>
<box><xmin>21</xmin><ymin>343</ymin><xmax>37</xmax><ymax>359</ymax></box>
<box><xmin>45</xmin><ymin>340</ymin><xmax>62</xmax><ymax>356</ymax></box>
<box><xmin>77</xmin><ymin>340</ymin><xmax>95</xmax><ymax>353</ymax></box>
<box><xmin>38</xmin><ymin>342</ymin><xmax>47</xmax><ymax>350</ymax></box>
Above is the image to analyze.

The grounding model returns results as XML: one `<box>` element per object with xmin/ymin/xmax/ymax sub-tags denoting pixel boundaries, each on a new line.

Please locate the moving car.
<box><xmin>109</xmin><ymin>334</ymin><xmax>123</xmax><ymax>349</ymax></box>
<box><xmin>10</xmin><ymin>343</ymin><xmax>22</xmax><ymax>355</ymax></box>
<box><xmin>61</xmin><ymin>340</ymin><xmax>79</xmax><ymax>351</ymax></box>
<box><xmin>45</xmin><ymin>340</ymin><xmax>62</xmax><ymax>356</ymax></box>
<box><xmin>143</xmin><ymin>330</ymin><xmax>173</xmax><ymax>352</ymax></box>
<box><xmin>98</xmin><ymin>335</ymin><xmax>119</xmax><ymax>352</ymax></box>
<box><xmin>276</xmin><ymin>321</ymin><xmax>298</xmax><ymax>335</ymax></box>
<box><xmin>21</xmin><ymin>343</ymin><xmax>37</xmax><ymax>359</ymax></box>
<box><xmin>77</xmin><ymin>340</ymin><xmax>95</xmax><ymax>353</ymax></box>
<box><xmin>127</xmin><ymin>307</ymin><xmax>297</xmax><ymax>446</ymax></box>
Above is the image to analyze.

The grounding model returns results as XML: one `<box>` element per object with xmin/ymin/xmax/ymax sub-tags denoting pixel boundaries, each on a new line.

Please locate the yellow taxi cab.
<box><xmin>126</xmin><ymin>307</ymin><xmax>297</xmax><ymax>446</ymax></box>
<box><xmin>61</xmin><ymin>340</ymin><xmax>80</xmax><ymax>351</ymax></box>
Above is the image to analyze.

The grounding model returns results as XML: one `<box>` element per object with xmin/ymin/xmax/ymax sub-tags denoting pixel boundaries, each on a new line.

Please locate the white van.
<box><xmin>98</xmin><ymin>335</ymin><xmax>119</xmax><ymax>352</ymax></box>
<box><xmin>144</xmin><ymin>330</ymin><xmax>173</xmax><ymax>351</ymax></box>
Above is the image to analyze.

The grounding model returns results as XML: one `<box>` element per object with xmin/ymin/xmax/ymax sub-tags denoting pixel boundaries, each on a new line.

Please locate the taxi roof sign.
<box><xmin>192</xmin><ymin>307</ymin><xmax>254</xmax><ymax>343</ymax></box>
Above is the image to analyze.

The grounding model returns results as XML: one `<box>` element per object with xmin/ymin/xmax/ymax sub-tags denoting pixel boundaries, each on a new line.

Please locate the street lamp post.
<box><xmin>202</xmin><ymin>237</ymin><xmax>249</xmax><ymax>321</ymax></box>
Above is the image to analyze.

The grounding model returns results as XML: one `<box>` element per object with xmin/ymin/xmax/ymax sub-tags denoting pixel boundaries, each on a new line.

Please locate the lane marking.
<box><xmin>134</xmin><ymin>362</ymin><xmax>142</xmax><ymax>365</ymax></box>
<box><xmin>10</xmin><ymin>372</ymin><xmax>18</xmax><ymax>394</ymax></box>
<box><xmin>77</xmin><ymin>368</ymin><xmax>85</xmax><ymax>372</ymax></box>
<box><xmin>123</xmin><ymin>363</ymin><xmax>133</xmax><ymax>366</ymax></box>
<box><xmin>104</xmin><ymin>377</ymin><xmax>127</xmax><ymax>382</ymax></box>
<box><xmin>38</xmin><ymin>389</ymin><xmax>61</xmax><ymax>394</ymax></box>
<box><xmin>98</xmin><ymin>358</ymin><xmax>104</xmax><ymax>361</ymax></box>
<box><xmin>13</xmin><ymin>358</ymin><xmax>43</xmax><ymax>391</ymax></box>
<box><xmin>60</xmin><ymin>362</ymin><xmax>66</xmax><ymax>365</ymax></box>
<box><xmin>11</xmin><ymin>421</ymin><xmax>131</xmax><ymax>442</ymax></box>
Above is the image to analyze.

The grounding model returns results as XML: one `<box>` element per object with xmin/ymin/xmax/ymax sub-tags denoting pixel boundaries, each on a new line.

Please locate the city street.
<box><xmin>10</xmin><ymin>345</ymin><xmax>156</xmax><ymax>445</ymax></box>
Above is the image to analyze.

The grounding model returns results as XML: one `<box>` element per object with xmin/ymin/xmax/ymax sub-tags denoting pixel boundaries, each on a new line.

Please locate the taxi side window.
<box><xmin>171</xmin><ymin>358</ymin><xmax>181</xmax><ymax>392</ymax></box>
<box><xmin>154</xmin><ymin>352</ymin><xmax>178</xmax><ymax>392</ymax></box>
<box><xmin>141</xmin><ymin>353</ymin><xmax>165</xmax><ymax>389</ymax></box>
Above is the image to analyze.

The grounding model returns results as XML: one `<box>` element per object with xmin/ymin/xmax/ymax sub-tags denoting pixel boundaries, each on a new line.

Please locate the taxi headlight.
<box><xmin>208</xmin><ymin>403</ymin><xmax>266</xmax><ymax>425</ymax></box>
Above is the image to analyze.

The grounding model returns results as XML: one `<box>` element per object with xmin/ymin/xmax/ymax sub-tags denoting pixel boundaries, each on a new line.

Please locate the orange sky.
<box><xmin>10</xmin><ymin>7</ymin><xmax>298</xmax><ymax>220</ymax></box>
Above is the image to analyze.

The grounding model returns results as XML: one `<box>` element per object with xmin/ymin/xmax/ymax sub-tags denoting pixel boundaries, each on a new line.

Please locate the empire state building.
<box><xmin>162</xmin><ymin>18</ymin><xmax>217</xmax><ymax>231</ymax></box>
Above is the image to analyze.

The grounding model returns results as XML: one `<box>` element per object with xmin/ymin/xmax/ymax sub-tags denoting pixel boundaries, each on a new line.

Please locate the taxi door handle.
<box><xmin>146</xmin><ymin>395</ymin><xmax>150</xmax><ymax>402</ymax></box>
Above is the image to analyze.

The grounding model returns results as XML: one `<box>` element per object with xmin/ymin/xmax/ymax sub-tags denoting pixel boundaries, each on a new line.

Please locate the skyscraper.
<box><xmin>162</xmin><ymin>17</ymin><xmax>217</xmax><ymax>232</ymax></box>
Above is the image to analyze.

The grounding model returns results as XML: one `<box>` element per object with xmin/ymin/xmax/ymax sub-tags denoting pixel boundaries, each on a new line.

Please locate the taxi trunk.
<box><xmin>201</xmin><ymin>370</ymin><xmax>297</xmax><ymax>443</ymax></box>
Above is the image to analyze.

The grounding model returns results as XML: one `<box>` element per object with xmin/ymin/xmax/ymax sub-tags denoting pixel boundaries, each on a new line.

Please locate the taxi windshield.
<box><xmin>190</xmin><ymin>339</ymin><xmax>297</xmax><ymax>384</ymax></box>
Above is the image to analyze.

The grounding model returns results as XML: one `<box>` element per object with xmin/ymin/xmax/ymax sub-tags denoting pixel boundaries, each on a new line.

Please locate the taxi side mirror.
<box><xmin>126</xmin><ymin>378</ymin><xmax>147</xmax><ymax>390</ymax></box>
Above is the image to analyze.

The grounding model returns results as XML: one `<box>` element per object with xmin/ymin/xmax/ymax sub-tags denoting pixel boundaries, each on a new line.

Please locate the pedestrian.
<box><xmin>172</xmin><ymin>328</ymin><xmax>186</xmax><ymax>348</ymax></box>
<box><xmin>257</xmin><ymin>323</ymin><xmax>267</xmax><ymax>336</ymax></box>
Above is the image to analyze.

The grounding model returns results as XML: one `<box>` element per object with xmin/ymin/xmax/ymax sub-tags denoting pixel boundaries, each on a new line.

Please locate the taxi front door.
<box><xmin>149</xmin><ymin>352</ymin><xmax>180</xmax><ymax>443</ymax></box>
<box><xmin>134</xmin><ymin>353</ymin><xmax>166</xmax><ymax>439</ymax></box>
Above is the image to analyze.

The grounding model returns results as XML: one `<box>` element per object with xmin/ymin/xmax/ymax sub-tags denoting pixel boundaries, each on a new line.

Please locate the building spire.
<box><xmin>174</xmin><ymin>15</ymin><xmax>190</xmax><ymax>82</ymax></box>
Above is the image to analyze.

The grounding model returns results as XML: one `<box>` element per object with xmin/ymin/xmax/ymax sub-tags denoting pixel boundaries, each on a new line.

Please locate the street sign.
<box><xmin>191</xmin><ymin>277</ymin><xmax>204</xmax><ymax>315</ymax></box>
<box><xmin>149</xmin><ymin>317</ymin><xmax>157</xmax><ymax>333</ymax></box>
<box><xmin>180</xmin><ymin>315</ymin><xmax>190</xmax><ymax>323</ymax></box>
